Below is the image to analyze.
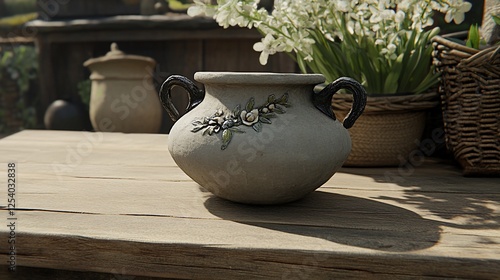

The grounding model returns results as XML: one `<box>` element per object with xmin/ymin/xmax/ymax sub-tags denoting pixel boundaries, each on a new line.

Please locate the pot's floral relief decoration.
<box><xmin>191</xmin><ymin>93</ymin><xmax>290</xmax><ymax>150</ymax></box>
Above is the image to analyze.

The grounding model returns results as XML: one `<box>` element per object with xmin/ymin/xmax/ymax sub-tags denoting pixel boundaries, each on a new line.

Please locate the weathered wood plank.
<box><xmin>2</xmin><ymin>232</ymin><xmax>499</xmax><ymax>279</ymax></box>
<box><xmin>0</xmin><ymin>130</ymin><xmax>499</xmax><ymax>279</ymax></box>
<box><xmin>0</xmin><ymin>266</ymin><xmax>169</xmax><ymax>280</ymax></box>
<box><xmin>26</xmin><ymin>15</ymin><xmax>220</xmax><ymax>33</ymax></box>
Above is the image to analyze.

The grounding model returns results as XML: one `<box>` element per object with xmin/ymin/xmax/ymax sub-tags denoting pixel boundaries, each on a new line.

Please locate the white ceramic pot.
<box><xmin>84</xmin><ymin>43</ymin><xmax>162</xmax><ymax>133</ymax></box>
<box><xmin>160</xmin><ymin>72</ymin><xmax>366</xmax><ymax>204</ymax></box>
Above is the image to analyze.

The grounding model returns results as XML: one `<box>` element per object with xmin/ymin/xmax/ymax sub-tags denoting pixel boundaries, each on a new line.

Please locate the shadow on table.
<box><xmin>340</xmin><ymin>159</ymin><xmax>500</xmax><ymax>233</ymax></box>
<box><xmin>203</xmin><ymin>190</ymin><xmax>441</xmax><ymax>252</ymax></box>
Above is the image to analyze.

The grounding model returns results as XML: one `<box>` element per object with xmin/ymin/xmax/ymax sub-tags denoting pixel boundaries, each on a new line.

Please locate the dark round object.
<box><xmin>44</xmin><ymin>100</ymin><xmax>90</xmax><ymax>131</ymax></box>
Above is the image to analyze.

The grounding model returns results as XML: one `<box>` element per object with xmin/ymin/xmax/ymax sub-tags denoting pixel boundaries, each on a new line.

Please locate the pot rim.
<box><xmin>194</xmin><ymin>72</ymin><xmax>325</xmax><ymax>85</ymax></box>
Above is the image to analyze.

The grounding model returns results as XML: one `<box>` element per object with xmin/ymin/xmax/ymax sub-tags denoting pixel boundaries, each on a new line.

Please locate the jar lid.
<box><xmin>83</xmin><ymin>42</ymin><xmax>155</xmax><ymax>67</ymax></box>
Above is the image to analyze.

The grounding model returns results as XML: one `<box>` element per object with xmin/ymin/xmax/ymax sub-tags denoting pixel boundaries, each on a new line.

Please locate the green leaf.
<box><xmin>221</xmin><ymin>129</ymin><xmax>233</xmax><ymax>150</ymax></box>
<box><xmin>267</xmin><ymin>94</ymin><xmax>276</xmax><ymax>104</ymax></box>
<box><xmin>493</xmin><ymin>15</ymin><xmax>500</xmax><ymax>25</ymax></box>
<box><xmin>384</xmin><ymin>54</ymin><xmax>403</xmax><ymax>93</ymax></box>
<box><xmin>260</xmin><ymin>117</ymin><xmax>272</xmax><ymax>124</ymax></box>
<box><xmin>277</xmin><ymin>93</ymin><xmax>288</xmax><ymax>104</ymax></box>
<box><xmin>273</xmin><ymin>106</ymin><xmax>285</xmax><ymax>114</ymax></box>
<box><xmin>397</xmin><ymin>28</ymin><xmax>439</xmax><ymax>93</ymax></box>
<box><xmin>396</xmin><ymin>29</ymin><xmax>420</xmax><ymax>93</ymax></box>
<box><xmin>232</xmin><ymin>104</ymin><xmax>241</xmax><ymax>118</ymax></box>
<box><xmin>252</xmin><ymin>122</ymin><xmax>262</xmax><ymax>132</ymax></box>
<box><xmin>260</xmin><ymin>113</ymin><xmax>276</xmax><ymax>118</ymax></box>
<box><xmin>230</xmin><ymin>127</ymin><xmax>245</xmax><ymax>133</ymax></box>
<box><xmin>296</xmin><ymin>53</ymin><xmax>309</xmax><ymax>74</ymax></box>
<box><xmin>412</xmin><ymin>70</ymin><xmax>440</xmax><ymax>94</ymax></box>
<box><xmin>466</xmin><ymin>24</ymin><xmax>480</xmax><ymax>49</ymax></box>
<box><xmin>246</xmin><ymin>97</ymin><xmax>255</xmax><ymax>112</ymax></box>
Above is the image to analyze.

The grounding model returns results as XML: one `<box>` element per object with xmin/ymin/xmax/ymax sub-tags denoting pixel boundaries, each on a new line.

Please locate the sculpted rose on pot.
<box><xmin>240</xmin><ymin>109</ymin><xmax>259</xmax><ymax>126</ymax></box>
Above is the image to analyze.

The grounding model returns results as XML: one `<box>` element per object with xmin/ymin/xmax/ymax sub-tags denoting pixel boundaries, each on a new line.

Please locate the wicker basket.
<box><xmin>332</xmin><ymin>92</ymin><xmax>439</xmax><ymax>167</ymax></box>
<box><xmin>432</xmin><ymin>36</ymin><xmax>500</xmax><ymax>176</ymax></box>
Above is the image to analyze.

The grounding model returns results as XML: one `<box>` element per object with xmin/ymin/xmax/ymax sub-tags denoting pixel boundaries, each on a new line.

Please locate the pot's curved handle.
<box><xmin>312</xmin><ymin>77</ymin><xmax>367</xmax><ymax>129</ymax></box>
<box><xmin>159</xmin><ymin>75</ymin><xmax>205</xmax><ymax>122</ymax></box>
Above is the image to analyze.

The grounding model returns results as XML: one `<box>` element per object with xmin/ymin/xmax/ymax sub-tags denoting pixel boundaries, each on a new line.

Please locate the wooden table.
<box><xmin>0</xmin><ymin>130</ymin><xmax>499</xmax><ymax>279</ymax></box>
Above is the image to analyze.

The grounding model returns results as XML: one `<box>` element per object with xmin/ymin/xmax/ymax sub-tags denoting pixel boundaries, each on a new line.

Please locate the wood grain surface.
<box><xmin>0</xmin><ymin>130</ymin><xmax>499</xmax><ymax>279</ymax></box>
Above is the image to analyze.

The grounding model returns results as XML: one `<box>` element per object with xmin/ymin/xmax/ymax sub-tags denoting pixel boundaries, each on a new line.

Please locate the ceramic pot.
<box><xmin>160</xmin><ymin>72</ymin><xmax>366</xmax><ymax>204</ymax></box>
<box><xmin>84</xmin><ymin>43</ymin><xmax>162</xmax><ymax>133</ymax></box>
<box><xmin>44</xmin><ymin>99</ymin><xmax>91</xmax><ymax>131</ymax></box>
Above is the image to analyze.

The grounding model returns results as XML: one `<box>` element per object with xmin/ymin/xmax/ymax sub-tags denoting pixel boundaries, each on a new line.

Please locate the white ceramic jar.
<box><xmin>84</xmin><ymin>43</ymin><xmax>162</xmax><ymax>133</ymax></box>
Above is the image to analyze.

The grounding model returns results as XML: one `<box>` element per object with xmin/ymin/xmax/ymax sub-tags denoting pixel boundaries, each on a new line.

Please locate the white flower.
<box><xmin>347</xmin><ymin>21</ymin><xmax>359</xmax><ymax>34</ymax></box>
<box><xmin>253</xmin><ymin>34</ymin><xmax>274</xmax><ymax>65</ymax></box>
<box><xmin>304</xmin><ymin>55</ymin><xmax>313</xmax><ymax>62</ymax></box>
<box><xmin>187</xmin><ymin>5</ymin><xmax>203</xmax><ymax>17</ymax></box>
<box><xmin>445</xmin><ymin>1</ymin><xmax>472</xmax><ymax>24</ymax></box>
<box><xmin>398</xmin><ymin>0</ymin><xmax>411</xmax><ymax>11</ymax></box>
<box><xmin>240</xmin><ymin>109</ymin><xmax>259</xmax><ymax>126</ymax></box>
<box><xmin>395</xmin><ymin>10</ymin><xmax>405</xmax><ymax>23</ymax></box>
<box><xmin>187</xmin><ymin>0</ymin><xmax>215</xmax><ymax>17</ymax></box>
<box><xmin>336</xmin><ymin>1</ymin><xmax>350</xmax><ymax>12</ymax></box>
<box><xmin>253</xmin><ymin>33</ymin><xmax>287</xmax><ymax>65</ymax></box>
<box><xmin>381</xmin><ymin>43</ymin><xmax>398</xmax><ymax>60</ymax></box>
<box><xmin>387</xmin><ymin>44</ymin><xmax>396</xmax><ymax>53</ymax></box>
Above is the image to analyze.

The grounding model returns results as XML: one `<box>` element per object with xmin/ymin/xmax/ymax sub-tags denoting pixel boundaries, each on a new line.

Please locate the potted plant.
<box><xmin>187</xmin><ymin>0</ymin><xmax>472</xmax><ymax>166</ymax></box>
<box><xmin>0</xmin><ymin>45</ymin><xmax>38</xmax><ymax>133</ymax></box>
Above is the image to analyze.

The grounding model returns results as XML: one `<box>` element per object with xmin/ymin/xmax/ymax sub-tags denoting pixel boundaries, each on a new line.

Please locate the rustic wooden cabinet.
<box><xmin>26</xmin><ymin>14</ymin><xmax>298</xmax><ymax>132</ymax></box>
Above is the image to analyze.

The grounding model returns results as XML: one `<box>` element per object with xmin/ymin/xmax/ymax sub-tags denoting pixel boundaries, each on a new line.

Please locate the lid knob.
<box><xmin>106</xmin><ymin>42</ymin><xmax>125</xmax><ymax>57</ymax></box>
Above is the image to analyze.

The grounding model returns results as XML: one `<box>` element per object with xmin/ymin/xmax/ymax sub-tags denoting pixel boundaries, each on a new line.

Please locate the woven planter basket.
<box><xmin>432</xmin><ymin>36</ymin><xmax>500</xmax><ymax>176</ymax></box>
<box><xmin>332</xmin><ymin>92</ymin><xmax>439</xmax><ymax>167</ymax></box>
